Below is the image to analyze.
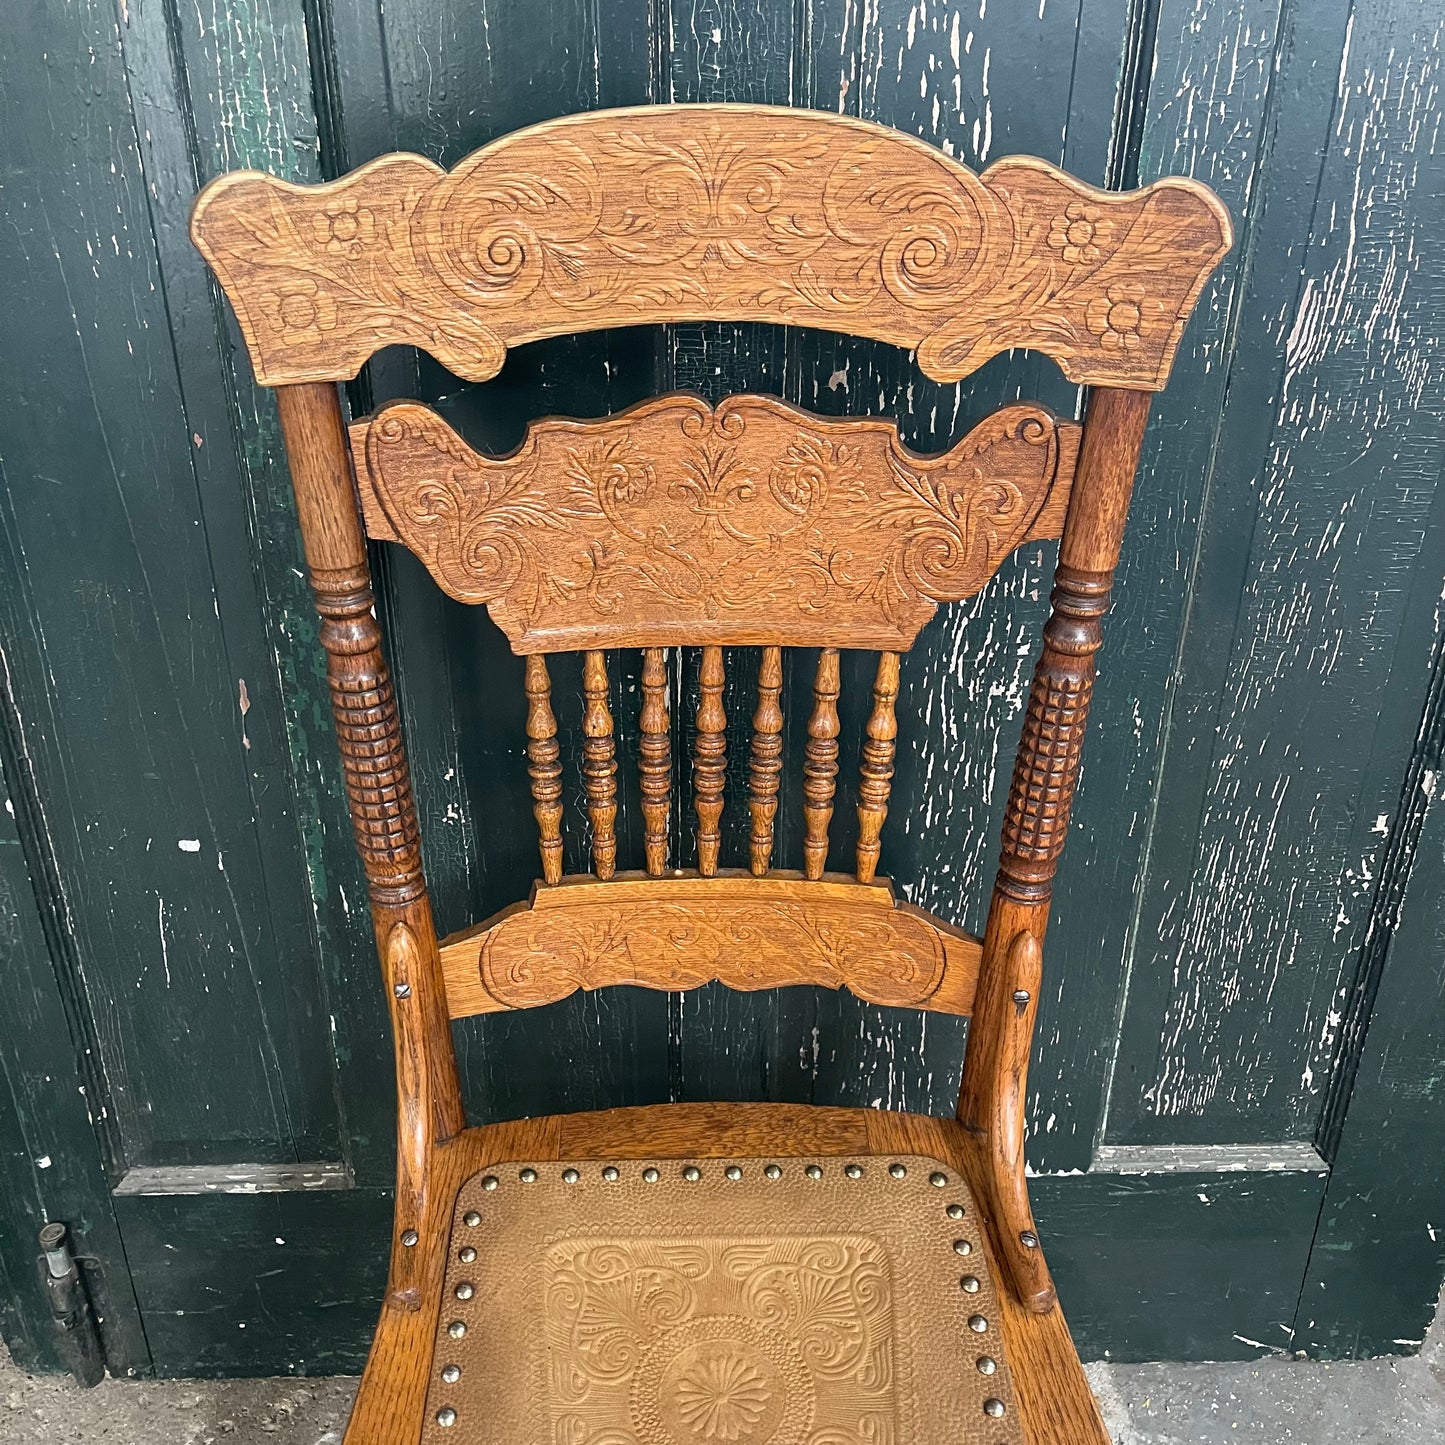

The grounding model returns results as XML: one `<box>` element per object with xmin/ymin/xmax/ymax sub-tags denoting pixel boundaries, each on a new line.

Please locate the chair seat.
<box><xmin>420</xmin><ymin>1153</ymin><xmax>1021</xmax><ymax>1444</ymax></box>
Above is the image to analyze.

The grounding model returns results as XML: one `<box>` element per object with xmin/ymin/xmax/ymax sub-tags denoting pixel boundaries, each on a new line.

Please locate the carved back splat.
<box><xmin>192</xmin><ymin>104</ymin><xmax>1230</xmax><ymax>1337</ymax></box>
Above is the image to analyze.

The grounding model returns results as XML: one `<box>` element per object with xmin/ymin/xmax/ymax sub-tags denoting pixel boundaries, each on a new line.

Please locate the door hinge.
<box><xmin>36</xmin><ymin>1222</ymin><xmax>105</xmax><ymax>1387</ymax></box>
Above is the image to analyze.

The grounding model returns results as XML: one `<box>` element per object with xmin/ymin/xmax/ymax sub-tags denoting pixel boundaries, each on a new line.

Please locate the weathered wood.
<box><xmin>580</xmin><ymin>651</ymin><xmax>618</xmax><ymax>880</ymax></box>
<box><xmin>694</xmin><ymin>646</ymin><xmax>727</xmax><ymax>876</ymax></box>
<box><xmin>523</xmin><ymin>656</ymin><xmax>563</xmax><ymax>886</ymax></box>
<box><xmin>638</xmin><ymin>648</ymin><xmax>671</xmax><ymax>876</ymax></box>
<box><xmin>802</xmin><ymin>648</ymin><xmax>842</xmax><ymax>881</ymax></box>
<box><xmin>856</xmin><ymin>651</ymin><xmax>900</xmax><ymax>883</ymax></box>
<box><xmin>350</xmin><ymin>396</ymin><xmax>1078</xmax><ymax>651</ymax></box>
<box><xmin>747</xmin><ymin>647</ymin><xmax>784</xmax><ymax>876</ymax></box>
<box><xmin>436</xmin><ymin>871</ymin><xmax>981</xmax><ymax>1019</ymax></box>
<box><xmin>191</xmin><ymin>105</ymin><xmax>1231</xmax><ymax>392</ymax></box>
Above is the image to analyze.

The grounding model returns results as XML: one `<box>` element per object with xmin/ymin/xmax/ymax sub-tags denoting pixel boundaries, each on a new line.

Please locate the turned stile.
<box><xmin>639</xmin><ymin>648</ymin><xmax>671</xmax><ymax>876</ymax></box>
<box><xmin>272</xmin><ymin>381</ymin><xmax>463</xmax><ymax>1308</ymax></box>
<box><xmin>582</xmin><ymin>651</ymin><xmax>619</xmax><ymax>880</ymax></box>
<box><xmin>694</xmin><ymin>646</ymin><xmax>727</xmax><ymax>877</ymax></box>
<box><xmin>748</xmin><ymin>647</ymin><xmax>784</xmax><ymax>875</ymax></box>
<box><xmin>856</xmin><ymin>652</ymin><xmax>900</xmax><ymax>883</ymax></box>
<box><xmin>802</xmin><ymin>649</ymin><xmax>841</xmax><ymax>881</ymax></box>
<box><xmin>524</xmin><ymin>656</ymin><xmax>564</xmax><ymax>886</ymax></box>
<box><xmin>957</xmin><ymin>386</ymin><xmax>1153</xmax><ymax>1316</ymax></box>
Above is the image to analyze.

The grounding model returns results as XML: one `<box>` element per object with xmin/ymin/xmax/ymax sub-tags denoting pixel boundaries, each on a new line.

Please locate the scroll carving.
<box><xmin>351</xmin><ymin>394</ymin><xmax>1078</xmax><ymax>651</ymax></box>
<box><xmin>191</xmin><ymin>105</ymin><xmax>1232</xmax><ymax>390</ymax></box>
<box><xmin>437</xmin><ymin>874</ymin><xmax>981</xmax><ymax>1019</ymax></box>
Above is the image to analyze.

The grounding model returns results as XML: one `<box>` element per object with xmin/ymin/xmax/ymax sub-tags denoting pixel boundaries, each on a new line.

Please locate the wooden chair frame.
<box><xmin>192</xmin><ymin>103</ymin><xmax>1231</xmax><ymax>1444</ymax></box>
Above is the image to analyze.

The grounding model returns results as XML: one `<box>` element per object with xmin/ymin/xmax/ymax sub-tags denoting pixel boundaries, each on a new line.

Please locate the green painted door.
<box><xmin>1</xmin><ymin>0</ymin><xmax>1441</xmax><ymax>1376</ymax></box>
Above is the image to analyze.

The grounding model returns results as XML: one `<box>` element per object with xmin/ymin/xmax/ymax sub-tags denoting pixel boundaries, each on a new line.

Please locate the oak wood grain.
<box><xmin>350</xmin><ymin>394</ymin><xmax>1078</xmax><ymax>652</ymax></box>
<box><xmin>435</xmin><ymin>871</ymin><xmax>982</xmax><ymax>1019</ymax></box>
<box><xmin>191</xmin><ymin>104</ymin><xmax>1231</xmax><ymax>392</ymax></box>
<box><xmin>747</xmin><ymin>647</ymin><xmax>784</xmax><ymax>875</ymax></box>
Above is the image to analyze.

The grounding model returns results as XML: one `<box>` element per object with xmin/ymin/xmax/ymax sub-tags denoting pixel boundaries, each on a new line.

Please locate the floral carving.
<box><xmin>354</xmin><ymin>394</ymin><xmax>1078</xmax><ymax>651</ymax></box>
<box><xmin>1047</xmin><ymin>201</ymin><xmax>1111</xmax><ymax>263</ymax></box>
<box><xmin>191</xmin><ymin>106</ymin><xmax>1232</xmax><ymax>390</ymax></box>
<box><xmin>1085</xmin><ymin>281</ymin><xmax>1148</xmax><ymax>352</ymax></box>
<box><xmin>671</xmin><ymin>1355</ymin><xmax>772</xmax><ymax>1440</ymax></box>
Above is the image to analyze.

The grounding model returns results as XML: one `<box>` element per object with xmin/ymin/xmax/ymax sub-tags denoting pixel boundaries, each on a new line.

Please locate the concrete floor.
<box><xmin>3</xmin><ymin>1306</ymin><xmax>1441</xmax><ymax>1444</ymax></box>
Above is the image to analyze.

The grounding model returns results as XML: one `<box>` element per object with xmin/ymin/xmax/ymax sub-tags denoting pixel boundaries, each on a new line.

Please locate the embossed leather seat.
<box><xmin>190</xmin><ymin>104</ymin><xmax>1231</xmax><ymax>1445</ymax></box>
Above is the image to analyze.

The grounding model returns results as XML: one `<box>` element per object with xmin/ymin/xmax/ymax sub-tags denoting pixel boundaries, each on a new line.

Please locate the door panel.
<box><xmin>0</xmin><ymin>0</ymin><xmax>1442</xmax><ymax>1377</ymax></box>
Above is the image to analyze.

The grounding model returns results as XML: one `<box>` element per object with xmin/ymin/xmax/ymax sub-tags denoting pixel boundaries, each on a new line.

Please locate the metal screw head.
<box><xmin>562</xmin><ymin>1168</ymin><xmax>579</xmax><ymax>1184</ymax></box>
<box><xmin>805</xmin><ymin>1164</ymin><xmax>823</xmax><ymax>1180</ymax></box>
<box><xmin>458</xmin><ymin>1246</ymin><xmax>476</xmax><ymax>1264</ymax></box>
<box><xmin>436</xmin><ymin>1407</ymin><xmax>457</xmax><ymax>1427</ymax></box>
<box><xmin>764</xmin><ymin>1164</ymin><xmax>782</xmax><ymax>1180</ymax></box>
<box><xmin>983</xmin><ymin>1398</ymin><xmax>1006</xmax><ymax>1418</ymax></box>
<box><xmin>968</xmin><ymin>1315</ymin><xmax>989</xmax><ymax>1333</ymax></box>
<box><xmin>845</xmin><ymin>1163</ymin><xmax>863</xmax><ymax>1179</ymax></box>
<box><xmin>929</xmin><ymin>1171</ymin><xmax>948</xmax><ymax>1188</ymax></box>
<box><xmin>953</xmin><ymin>1239</ymin><xmax>972</xmax><ymax>1256</ymax></box>
<box><xmin>725</xmin><ymin>1165</ymin><xmax>743</xmax><ymax>1181</ymax></box>
<box><xmin>482</xmin><ymin>1175</ymin><xmax>499</xmax><ymax>1192</ymax></box>
<box><xmin>454</xmin><ymin>1282</ymin><xmax>474</xmax><ymax>1300</ymax></box>
<box><xmin>400</xmin><ymin>1229</ymin><xmax>418</xmax><ymax>1248</ymax></box>
<box><xmin>889</xmin><ymin>1163</ymin><xmax>907</xmax><ymax>1179</ymax></box>
<box><xmin>602</xmin><ymin>1166</ymin><xmax>619</xmax><ymax>1182</ymax></box>
<box><xmin>519</xmin><ymin>1167</ymin><xmax>537</xmax><ymax>1183</ymax></box>
<box><xmin>1019</xmin><ymin>1230</ymin><xmax>1039</xmax><ymax>1249</ymax></box>
<box><xmin>447</xmin><ymin>1320</ymin><xmax>466</xmax><ymax>1339</ymax></box>
<box><xmin>463</xmin><ymin>1211</ymin><xmax>481</xmax><ymax>1228</ymax></box>
<box><xmin>642</xmin><ymin>1167</ymin><xmax>660</xmax><ymax>1183</ymax></box>
<box><xmin>682</xmin><ymin>1165</ymin><xmax>701</xmax><ymax>1182</ymax></box>
<box><xmin>960</xmin><ymin>1275</ymin><xmax>981</xmax><ymax>1294</ymax></box>
<box><xmin>946</xmin><ymin>1203</ymin><xmax>966</xmax><ymax>1220</ymax></box>
<box><xmin>393</xmin><ymin>982</ymin><xmax>411</xmax><ymax>999</ymax></box>
<box><xmin>976</xmin><ymin>1355</ymin><xmax>997</xmax><ymax>1375</ymax></box>
<box><xmin>1011</xmin><ymin>988</ymin><xmax>1031</xmax><ymax>1006</ymax></box>
<box><xmin>440</xmin><ymin>1365</ymin><xmax>460</xmax><ymax>1384</ymax></box>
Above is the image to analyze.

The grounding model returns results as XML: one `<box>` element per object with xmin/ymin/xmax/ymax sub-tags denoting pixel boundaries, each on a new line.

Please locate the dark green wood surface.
<box><xmin>0</xmin><ymin>0</ymin><xmax>1440</xmax><ymax>1376</ymax></box>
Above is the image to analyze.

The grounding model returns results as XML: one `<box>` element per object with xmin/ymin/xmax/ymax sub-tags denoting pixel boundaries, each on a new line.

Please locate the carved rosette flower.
<box><xmin>313</xmin><ymin>198</ymin><xmax>377</xmax><ymax>256</ymax></box>
<box><xmin>671</xmin><ymin>1355</ymin><xmax>773</xmax><ymax>1440</ymax></box>
<box><xmin>1047</xmin><ymin>201</ymin><xmax>1111</xmax><ymax>264</ymax></box>
<box><xmin>258</xmin><ymin>278</ymin><xmax>338</xmax><ymax>337</ymax></box>
<box><xmin>768</xmin><ymin>437</ymin><xmax>852</xmax><ymax>517</ymax></box>
<box><xmin>1084</xmin><ymin>281</ymin><xmax>1148</xmax><ymax>352</ymax></box>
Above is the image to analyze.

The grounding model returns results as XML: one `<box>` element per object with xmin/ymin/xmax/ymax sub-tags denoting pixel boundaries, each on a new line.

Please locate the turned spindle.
<box><xmin>582</xmin><ymin>650</ymin><xmax>618</xmax><ymax>879</ymax></box>
<box><xmin>639</xmin><ymin>647</ymin><xmax>671</xmax><ymax>875</ymax></box>
<box><xmin>748</xmin><ymin>647</ymin><xmax>784</xmax><ymax>875</ymax></box>
<box><xmin>694</xmin><ymin>646</ymin><xmax>727</xmax><ymax>877</ymax></box>
<box><xmin>802</xmin><ymin>648</ymin><xmax>841</xmax><ymax>880</ymax></box>
<box><xmin>855</xmin><ymin>651</ymin><xmax>900</xmax><ymax>883</ymax></box>
<box><xmin>524</xmin><ymin>656</ymin><xmax>564</xmax><ymax>885</ymax></box>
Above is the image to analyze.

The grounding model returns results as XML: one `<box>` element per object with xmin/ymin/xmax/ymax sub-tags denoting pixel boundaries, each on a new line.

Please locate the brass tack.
<box><xmin>953</xmin><ymin>1239</ymin><xmax>972</xmax><ymax>1255</ymax></box>
<box><xmin>889</xmin><ymin>1163</ymin><xmax>907</xmax><ymax>1179</ymax></box>
<box><xmin>805</xmin><ymin>1164</ymin><xmax>823</xmax><ymax>1179</ymax></box>
<box><xmin>845</xmin><ymin>1163</ymin><xmax>863</xmax><ymax>1179</ymax></box>
<box><xmin>946</xmin><ymin>1203</ymin><xmax>965</xmax><ymax>1219</ymax></box>
<box><xmin>519</xmin><ymin>1167</ymin><xmax>537</xmax><ymax>1183</ymax></box>
<box><xmin>602</xmin><ymin>1166</ymin><xmax>619</xmax><ymax>1182</ymax></box>
<box><xmin>682</xmin><ymin>1165</ymin><xmax>701</xmax><ymax>1182</ymax></box>
<box><xmin>482</xmin><ymin>1176</ymin><xmax>499</xmax><ymax>1192</ymax></box>
<box><xmin>977</xmin><ymin>1356</ymin><xmax>997</xmax><ymax>1375</ymax></box>
<box><xmin>440</xmin><ymin>1365</ymin><xmax>460</xmax><ymax>1384</ymax></box>
<box><xmin>562</xmin><ymin>1168</ymin><xmax>579</xmax><ymax>1184</ymax></box>
<box><xmin>984</xmin><ymin>1398</ymin><xmax>1006</xmax><ymax>1418</ymax></box>
<box><xmin>458</xmin><ymin>1246</ymin><xmax>476</xmax><ymax>1264</ymax></box>
<box><xmin>463</xmin><ymin>1211</ymin><xmax>481</xmax><ymax>1227</ymax></box>
<box><xmin>968</xmin><ymin>1315</ymin><xmax>988</xmax><ymax>1333</ymax></box>
<box><xmin>642</xmin><ymin>1166</ymin><xmax>660</xmax><ymax>1183</ymax></box>
<box><xmin>436</xmin><ymin>1407</ymin><xmax>457</xmax><ymax>1427</ymax></box>
<box><xmin>961</xmin><ymin>1275</ymin><xmax>981</xmax><ymax>1293</ymax></box>
<box><xmin>400</xmin><ymin>1229</ymin><xmax>418</xmax><ymax>1247</ymax></box>
<box><xmin>725</xmin><ymin>1165</ymin><xmax>743</xmax><ymax>1181</ymax></box>
<box><xmin>930</xmin><ymin>1171</ymin><xmax>948</xmax><ymax>1187</ymax></box>
<box><xmin>447</xmin><ymin>1321</ymin><xmax>466</xmax><ymax>1339</ymax></box>
<box><xmin>454</xmin><ymin>1282</ymin><xmax>474</xmax><ymax>1300</ymax></box>
<box><xmin>764</xmin><ymin>1164</ymin><xmax>782</xmax><ymax>1180</ymax></box>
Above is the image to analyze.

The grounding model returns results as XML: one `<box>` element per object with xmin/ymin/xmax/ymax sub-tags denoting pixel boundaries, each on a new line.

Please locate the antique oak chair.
<box><xmin>192</xmin><ymin>106</ymin><xmax>1230</xmax><ymax>1445</ymax></box>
